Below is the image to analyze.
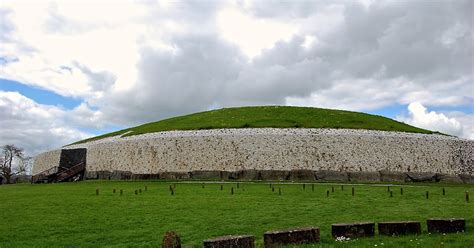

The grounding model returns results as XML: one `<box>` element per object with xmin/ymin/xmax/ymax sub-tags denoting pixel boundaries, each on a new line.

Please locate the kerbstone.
<box><xmin>315</xmin><ymin>170</ymin><xmax>348</xmax><ymax>182</ymax></box>
<box><xmin>349</xmin><ymin>171</ymin><xmax>380</xmax><ymax>182</ymax></box>
<box><xmin>289</xmin><ymin>170</ymin><xmax>316</xmax><ymax>181</ymax></box>
<box><xmin>264</xmin><ymin>227</ymin><xmax>320</xmax><ymax>248</ymax></box>
<box><xmin>435</xmin><ymin>174</ymin><xmax>464</xmax><ymax>183</ymax></box>
<box><xmin>259</xmin><ymin>170</ymin><xmax>289</xmax><ymax>181</ymax></box>
<box><xmin>229</xmin><ymin>170</ymin><xmax>260</xmax><ymax>180</ymax></box>
<box><xmin>203</xmin><ymin>235</ymin><xmax>254</xmax><ymax>248</ymax></box>
<box><xmin>379</xmin><ymin>171</ymin><xmax>407</xmax><ymax>182</ymax></box>
<box><xmin>459</xmin><ymin>174</ymin><xmax>474</xmax><ymax>184</ymax></box>
<box><xmin>160</xmin><ymin>172</ymin><xmax>190</xmax><ymax>179</ymax></box>
<box><xmin>190</xmin><ymin>171</ymin><xmax>221</xmax><ymax>180</ymax></box>
<box><xmin>427</xmin><ymin>219</ymin><xmax>465</xmax><ymax>233</ymax></box>
<box><xmin>331</xmin><ymin>222</ymin><xmax>375</xmax><ymax>238</ymax></box>
<box><xmin>405</xmin><ymin>172</ymin><xmax>436</xmax><ymax>182</ymax></box>
<box><xmin>378</xmin><ymin>221</ymin><xmax>421</xmax><ymax>236</ymax></box>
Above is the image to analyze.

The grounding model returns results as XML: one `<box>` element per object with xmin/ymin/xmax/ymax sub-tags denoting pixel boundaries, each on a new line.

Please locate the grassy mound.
<box><xmin>1</xmin><ymin>181</ymin><xmax>472</xmax><ymax>247</ymax></box>
<box><xmin>75</xmin><ymin>106</ymin><xmax>433</xmax><ymax>144</ymax></box>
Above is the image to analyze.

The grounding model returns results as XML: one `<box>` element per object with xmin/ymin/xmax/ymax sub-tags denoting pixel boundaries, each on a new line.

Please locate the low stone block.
<box><xmin>379</xmin><ymin>171</ymin><xmax>407</xmax><ymax>182</ymax></box>
<box><xmin>228</xmin><ymin>170</ymin><xmax>260</xmax><ymax>180</ymax></box>
<box><xmin>85</xmin><ymin>171</ymin><xmax>98</xmax><ymax>180</ymax></box>
<box><xmin>131</xmin><ymin>174</ymin><xmax>159</xmax><ymax>180</ymax></box>
<box><xmin>289</xmin><ymin>170</ymin><xmax>316</xmax><ymax>181</ymax></box>
<box><xmin>459</xmin><ymin>174</ymin><xmax>474</xmax><ymax>184</ymax></box>
<box><xmin>427</xmin><ymin>219</ymin><xmax>465</xmax><ymax>233</ymax></box>
<box><xmin>331</xmin><ymin>222</ymin><xmax>375</xmax><ymax>238</ymax></box>
<box><xmin>264</xmin><ymin>227</ymin><xmax>320</xmax><ymax>248</ymax></box>
<box><xmin>259</xmin><ymin>170</ymin><xmax>290</xmax><ymax>181</ymax></box>
<box><xmin>160</xmin><ymin>172</ymin><xmax>190</xmax><ymax>180</ymax></box>
<box><xmin>405</xmin><ymin>172</ymin><xmax>437</xmax><ymax>182</ymax></box>
<box><xmin>219</xmin><ymin>171</ymin><xmax>231</xmax><ymax>180</ymax></box>
<box><xmin>96</xmin><ymin>170</ymin><xmax>112</xmax><ymax>179</ymax></box>
<box><xmin>162</xmin><ymin>231</ymin><xmax>181</xmax><ymax>248</ymax></box>
<box><xmin>378</xmin><ymin>221</ymin><xmax>421</xmax><ymax>236</ymax></box>
<box><xmin>190</xmin><ymin>170</ymin><xmax>221</xmax><ymax>180</ymax></box>
<box><xmin>435</xmin><ymin>174</ymin><xmax>464</xmax><ymax>184</ymax></box>
<box><xmin>348</xmin><ymin>172</ymin><xmax>381</xmax><ymax>182</ymax></box>
<box><xmin>109</xmin><ymin>170</ymin><xmax>132</xmax><ymax>180</ymax></box>
<box><xmin>315</xmin><ymin>170</ymin><xmax>348</xmax><ymax>182</ymax></box>
<box><xmin>203</xmin><ymin>235</ymin><xmax>254</xmax><ymax>248</ymax></box>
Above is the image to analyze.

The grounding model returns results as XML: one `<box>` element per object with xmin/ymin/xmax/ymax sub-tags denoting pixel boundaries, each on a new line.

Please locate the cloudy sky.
<box><xmin>0</xmin><ymin>0</ymin><xmax>473</xmax><ymax>155</ymax></box>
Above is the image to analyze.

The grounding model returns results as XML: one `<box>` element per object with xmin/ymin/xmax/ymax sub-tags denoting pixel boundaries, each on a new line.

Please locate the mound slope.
<box><xmin>74</xmin><ymin>106</ymin><xmax>434</xmax><ymax>144</ymax></box>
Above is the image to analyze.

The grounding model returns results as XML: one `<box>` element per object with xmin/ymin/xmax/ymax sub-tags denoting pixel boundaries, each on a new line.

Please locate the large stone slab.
<box><xmin>85</xmin><ymin>171</ymin><xmax>98</xmax><ymax>180</ymax></box>
<box><xmin>160</xmin><ymin>172</ymin><xmax>190</xmax><ymax>180</ymax></box>
<box><xmin>348</xmin><ymin>172</ymin><xmax>380</xmax><ymax>182</ymax></box>
<box><xmin>289</xmin><ymin>170</ymin><xmax>316</xmax><ymax>181</ymax></box>
<box><xmin>379</xmin><ymin>171</ymin><xmax>407</xmax><ymax>182</ymax></box>
<box><xmin>331</xmin><ymin>222</ymin><xmax>375</xmax><ymax>238</ymax></box>
<box><xmin>405</xmin><ymin>172</ymin><xmax>437</xmax><ymax>182</ymax></box>
<box><xmin>459</xmin><ymin>174</ymin><xmax>474</xmax><ymax>184</ymax></box>
<box><xmin>190</xmin><ymin>170</ymin><xmax>222</xmax><ymax>180</ymax></box>
<box><xmin>427</xmin><ymin>219</ymin><xmax>465</xmax><ymax>233</ymax></box>
<box><xmin>203</xmin><ymin>235</ymin><xmax>254</xmax><ymax>248</ymax></box>
<box><xmin>264</xmin><ymin>227</ymin><xmax>320</xmax><ymax>248</ymax></box>
<box><xmin>259</xmin><ymin>170</ymin><xmax>290</xmax><ymax>181</ymax></box>
<box><xmin>315</xmin><ymin>170</ymin><xmax>348</xmax><ymax>182</ymax></box>
<box><xmin>109</xmin><ymin>170</ymin><xmax>132</xmax><ymax>180</ymax></box>
<box><xmin>378</xmin><ymin>221</ymin><xmax>421</xmax><ymax>236</ymax></box>
<box><xmin>96</xmin><ymin>170</ymin><xmax>112</xmax><ymax>179</ymax></box>
<box><xmin>435</xmin><ymin>174</ymin><xmax>464</xmax><ymax>183</ymax></box>
<box><xmin>219</xmin><ymin>171</ymin><xmax>231</xmax><ymax>180</ymax></box>
<box><xmin>131</xmin><ymin>174</ymin><xmax>159</xmax><ymax>180</ymax></box>
<box><xmin>162</xmin><ymin>231</ymin><xmax>181</xmax><ymax>248</ymax></box>
<box><xmin>228</xmin><ymin>170</ymin><xmax>260</xmax><ymax>180</ymax></box>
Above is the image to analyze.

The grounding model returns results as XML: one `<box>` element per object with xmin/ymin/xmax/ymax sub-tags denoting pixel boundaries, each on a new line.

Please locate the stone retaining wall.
<box><xmin>33</xmin><ymin>128</ymin><xmax>474</xmax><ymax>181</ymax></box>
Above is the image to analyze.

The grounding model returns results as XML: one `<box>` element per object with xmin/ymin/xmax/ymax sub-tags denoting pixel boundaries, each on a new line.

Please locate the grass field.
<box><xmin>0</xmin><ymin>181</ymin><xmax>472</xmax><ymax>247</ymax></box>
<box><xmin>74</xmin><ymin>106</ymin><xmax>434</xmax><ymax>144</ymax></box>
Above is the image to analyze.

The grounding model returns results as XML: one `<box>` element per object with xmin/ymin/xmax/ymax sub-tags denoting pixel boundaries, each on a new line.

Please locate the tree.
<box><xmin>1</xmin><ymin>145</ymin><xmax>30</xmax><ymax>184</ymax></box>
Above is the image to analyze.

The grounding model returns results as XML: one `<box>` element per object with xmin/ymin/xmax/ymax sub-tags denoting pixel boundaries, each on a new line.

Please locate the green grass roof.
<box><xmin>73</xmin><ymin>106</ymin><xmax>434</xmax><ymax>144</ymax></box>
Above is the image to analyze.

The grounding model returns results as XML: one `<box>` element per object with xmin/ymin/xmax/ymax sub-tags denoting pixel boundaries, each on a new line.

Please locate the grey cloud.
<box><xmin>245</xmin><ymin>0</ymin><xmax>330</xmax><ymax>19</ymax></box>
<box><xmin>100</xmin><ymin>34</ymin><xmax>245</xmax><ymax>125</ymax></box>
<box><xmin>93</xmin><ymin>0</ymin><xmax>472</xmax><ymax>127</ymax></box>
<box><xmin>73</xmin><ymin>62</ymin><xmax>116</xmax><ymax>91</ymax></box>
<box><xmin>325</xmin><ymin>0</ymin><xmax>472</xmax><ymax>82</ymax></box>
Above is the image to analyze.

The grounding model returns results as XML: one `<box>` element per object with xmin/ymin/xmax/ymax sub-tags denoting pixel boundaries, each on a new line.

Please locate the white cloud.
<box><xmin>0</xmin><ymin>91</ymin><xmax>92</xmax><ymax>155</ymax></box>
<box><xmin>397</xmin><ymin>102</ymin><xmax>471</xmax><ymax>138</ymax></box>
<box><xmin>216</xmin><ymin>7</ymin><xmax>297</xmax><ymax>58</ymax></box>
<box><xmin>444</xmin><ymin>111</ymin><xmax>474</xmax><ymax>140</ymax></box>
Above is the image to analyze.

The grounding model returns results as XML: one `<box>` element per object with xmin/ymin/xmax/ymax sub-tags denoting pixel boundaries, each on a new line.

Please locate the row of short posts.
<box><xmin>162</xmin><ymin>218</ymin><xmax>466</xmax><ymax>248</ymax></box>
<box><xmin>94</xmin><ymin>184</ymin><xmax>470</xmax><ymax>202</ymax></box>
<box><xmin>292</xmin><ymin>184</ymin><xmax>468</xmax><ymax>201</ymax></box>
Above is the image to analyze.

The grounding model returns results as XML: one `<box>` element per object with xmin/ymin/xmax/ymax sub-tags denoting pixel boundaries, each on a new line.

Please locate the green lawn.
<box><xmin>74</xmin><ymin>106</ymin><xmax>435</xmax><ymax>144</ymax></box>
<box><xmin>0</xmin><ymin>181</ymin><xmax>472</xmax><ymax>247</ymax></box>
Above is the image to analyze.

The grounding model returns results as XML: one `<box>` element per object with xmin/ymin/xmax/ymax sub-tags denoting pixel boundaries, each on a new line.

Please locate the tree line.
<box><xmin>0</xmin><ymin>144</ymin><xmax>31</xmax><ymax>184</ymax></box>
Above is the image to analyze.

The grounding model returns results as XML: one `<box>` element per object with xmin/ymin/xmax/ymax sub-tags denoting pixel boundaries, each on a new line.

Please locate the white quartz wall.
<box><xmin>32</xmin><ymin>149</ymin><xmax>61</xmax><ymax>175</ymax></box>
<box><xmin>33</xmin><ymin>129</ymin><xmax>473</xmax><ymax>175</ymax></box>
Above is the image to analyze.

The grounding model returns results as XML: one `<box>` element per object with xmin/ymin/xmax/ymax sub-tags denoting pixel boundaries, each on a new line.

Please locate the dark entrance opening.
<box><xmin>59</xmin><ymin>148</ymin><xmax>87</xmax><ymax>169</ymax></box>
<box><xmin>32</xmin><ymin>148</ymin><xmax>87</xmax><ymax>183</ymax></box>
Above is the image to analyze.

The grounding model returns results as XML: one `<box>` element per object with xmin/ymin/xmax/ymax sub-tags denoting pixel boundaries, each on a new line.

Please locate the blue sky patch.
<box><xmin>0</xmin><ymin>78</ymin><xmax>82</xmax><ymax>109</ymax></box>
